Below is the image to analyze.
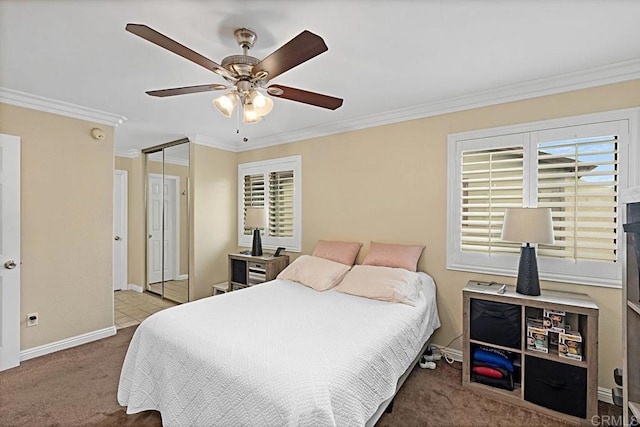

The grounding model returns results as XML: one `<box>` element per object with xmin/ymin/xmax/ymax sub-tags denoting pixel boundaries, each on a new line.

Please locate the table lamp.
<box><xmin>245</xmin><ymin>208</ymin><xmax>266</xmax><ymax>256</ymax></box>
<box><xmin>501</xmin><ymin>207</ymin><xmax>554</xmax><ymax>296</ymax></box>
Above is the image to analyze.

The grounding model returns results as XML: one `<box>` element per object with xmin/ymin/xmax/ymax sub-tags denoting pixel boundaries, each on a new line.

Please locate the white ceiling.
<box><xmin>2</xmin><ymin>0</ymin><xmax>640</xmax><ymax>156</ymax></box>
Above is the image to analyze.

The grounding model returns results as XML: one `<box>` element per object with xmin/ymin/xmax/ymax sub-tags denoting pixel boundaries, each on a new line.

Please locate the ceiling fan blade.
<box><xmin>267</xmin><ymin>85</ymin><xmax>343</xmax><ymax>110</ymax></box>
<box><xmin>146</xmin><ymin>84</ymin><xmax>228</xmax><ymax>97</ymax></box>
<box><xmin>253</xmin><ymin>31</ymin><xmax>328</xmax><ymax>81</ymax></box>
<box><xmin>126</xmin><ymin>24</ymin><xmax>235</xmax><ymax>81</ymax></box>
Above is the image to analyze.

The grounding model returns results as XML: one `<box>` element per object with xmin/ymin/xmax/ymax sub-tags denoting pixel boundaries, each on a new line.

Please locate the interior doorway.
<box><xmin>113</xmin><ymin>170</ymin><xmax>128</xmax><ymax>291</ymax></box>
<box><xmin>0</xmin><ymin>134</ymin><xmax>21</xmax><ymax>371</ymax></box>
<box><xmin>147</xmin><ymin>173</ymin><xmax>179</xmax><ymax>285</ymax></box>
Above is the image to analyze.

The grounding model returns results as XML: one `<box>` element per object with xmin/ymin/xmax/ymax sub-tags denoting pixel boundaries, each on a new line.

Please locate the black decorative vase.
<box><xmin>516</xmin><ymin>244</ymin><xmax>540</xmax><ymax>296</ymax></box>
<box><xmin>251</xmin><ymin>228</ymin><xmax>262</xmax><ymax>256</ymax></box>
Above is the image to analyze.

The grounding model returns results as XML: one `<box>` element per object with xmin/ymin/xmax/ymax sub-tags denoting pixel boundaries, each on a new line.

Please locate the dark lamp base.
<box><xmin>251</xmin><ymin>229</ymin><xmax>262</xmax><ymax>256</ymax></box>
<box><xmin>516</xmin><ymin>245</ymin><xmax>541</xmax><ymax>296</ymax></box>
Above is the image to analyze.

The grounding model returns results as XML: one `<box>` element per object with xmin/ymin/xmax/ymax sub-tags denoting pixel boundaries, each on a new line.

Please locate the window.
<box><xmin>448</xmin><ymin>112</ymin><xmax>635</xmax><ymax>287</ymax></box>
<box><xmin>238</xmin><ymin>156</ymin><xmax>301</xmax><ymax>251</ymax></box>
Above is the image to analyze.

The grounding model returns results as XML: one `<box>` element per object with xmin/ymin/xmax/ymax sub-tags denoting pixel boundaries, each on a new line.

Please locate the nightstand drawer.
<box><xmin>249</xmin><ymin>262</ymin><xmax>266</xmax><ymax>270</ymax></box>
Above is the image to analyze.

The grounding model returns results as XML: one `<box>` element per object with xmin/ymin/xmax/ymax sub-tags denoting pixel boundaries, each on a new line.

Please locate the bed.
<box><xmin>118</xmin><ymin>272</ymin><xmax>440</xmax><ymax>426</ymax></box>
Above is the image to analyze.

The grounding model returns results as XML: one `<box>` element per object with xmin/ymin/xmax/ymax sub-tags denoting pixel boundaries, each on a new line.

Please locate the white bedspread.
<box><xmin>118</xmin><ymin>274</ymin><xmax>440</xmax><ymax>426</ymax></box>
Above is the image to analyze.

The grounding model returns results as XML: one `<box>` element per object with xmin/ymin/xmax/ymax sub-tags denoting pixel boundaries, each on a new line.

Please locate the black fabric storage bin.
<box><xmin>231</xmin><ymin>259</ymin><xmax>246</xmax><ymax>284</ymax></box>
<box><xmin>470</xmin><ymin>299</ymin><xmax>521</xmax><ymax>348</ymax></box>
<box><xmin>524</xmin><ymin>356</ymin><xmax>587</xmax><ymax>418</ymax></box>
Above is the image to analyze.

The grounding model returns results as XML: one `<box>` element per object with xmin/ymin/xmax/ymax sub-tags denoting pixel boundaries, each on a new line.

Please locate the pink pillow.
<box><xmin>335</xmin><ymin>265</ymin><xmax>423</xmax><ymax>306</ymax></box>
<box><xmin>277</xmin><ymin>255</ymin><xmax>351</xmax><ymax>291</ymax></box>
<box><xmin>312</xmin><ymin>240</ymin><xmax>363</xmax><ymax>266</ymax></box>
<box><xmin>362</xmin><ymin>242</ymin><xmax>425</xmax><ymax>272</ymax></box>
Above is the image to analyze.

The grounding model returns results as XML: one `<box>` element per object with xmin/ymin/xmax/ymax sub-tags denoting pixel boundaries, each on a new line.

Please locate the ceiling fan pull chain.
<box><xmin>236</xmin><ymin>103</ymin><xmax>240</xmax><ymax>134</ymax></box>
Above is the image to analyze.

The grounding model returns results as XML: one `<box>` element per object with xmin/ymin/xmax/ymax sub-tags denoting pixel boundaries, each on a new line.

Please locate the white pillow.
<box><xmin>335</xmin><ymin>265</ymin><xmax>422</xmax><ymax>306</ymax></box>
<box><xmin>277</xmin><ymin>255</ymin><xmax>351</xmax><ymax>291</ymax></box>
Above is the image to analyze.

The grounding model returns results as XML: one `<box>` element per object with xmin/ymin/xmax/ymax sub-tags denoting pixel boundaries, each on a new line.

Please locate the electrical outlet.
<box><xmin>27</xmin><ymin>312</ymin><xmax>38</xmax><ymax>327</ymax></box>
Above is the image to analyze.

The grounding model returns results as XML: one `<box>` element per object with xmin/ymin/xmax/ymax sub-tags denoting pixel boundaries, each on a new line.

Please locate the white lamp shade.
<box><xmin>501</xmin><ymin>207</ymin><xmax>555</xmax><ymax>244</ymax></box>
<box><xmin>213</xmin><ymin>92</ymin><xmax>238</xmax><ymax>117</ymax></box>
<box><xmin>245</xmin><ymin>208</ymin><xmax>266</xmax><ymax>229</ymax></box>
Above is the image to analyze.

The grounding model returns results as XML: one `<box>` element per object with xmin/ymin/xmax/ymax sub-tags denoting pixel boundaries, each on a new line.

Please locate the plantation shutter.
<box><xmin>537</xmin><ymin>136</ymin><xmax>618</xmax><ymax>262</ymax></box>
<box><xmin>243</xmin><ymin>173</ymin><xmax>265</xmax><ymax>235</ymax></box>
<box><xmin>268</xmin><ymin>170</ymin><xmax>294</xmax><ymax>237</ymax></box>
<box><xmin>461</xmin><ymin>147</ymin><xmax>524</xmax><ymax>254</ymax></box>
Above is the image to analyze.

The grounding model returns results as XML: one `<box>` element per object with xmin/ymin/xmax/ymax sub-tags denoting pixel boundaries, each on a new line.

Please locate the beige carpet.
<box><xmin>0</xmin><ymin>326</ymin><xmax>620</xmax><ymax>426</ymax></box>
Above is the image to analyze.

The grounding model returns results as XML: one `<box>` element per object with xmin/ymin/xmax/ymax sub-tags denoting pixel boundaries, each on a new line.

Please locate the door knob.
<box><xmin>4</xmin><ymin>260</ymin><xmax>17</xmax><ymax>269</ymax></box>
<box><xmin>148</xmin><ymin>234</ymin><xmax>152</xmax><ymax>239</ymax></box>
<box><xmin>114</xmin><ymin>236</ymin><xmax>121</xmax><ymax>241</ymax></box>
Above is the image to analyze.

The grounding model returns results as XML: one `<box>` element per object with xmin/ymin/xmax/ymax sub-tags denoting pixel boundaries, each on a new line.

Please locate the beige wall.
<box><xmin>237</xmin><ymin>79</ymin><xmax>640</xmax><ymax>390</ymax></box>
<box><xmin>0</xmin><ymin>103</ymin><xmax>114</xmax><ymax>350</ymax></box>
<box><xmin>190</xmin><ymin>143</ymin><xmax>237</xmax><ymax>300</ymax></box>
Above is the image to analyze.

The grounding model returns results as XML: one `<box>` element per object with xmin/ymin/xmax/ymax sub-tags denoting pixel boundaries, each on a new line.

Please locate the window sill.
<box><xmin>446</xmin><ymin>262</ymin><xmax>622</xmax><ymax>289</ymax></box>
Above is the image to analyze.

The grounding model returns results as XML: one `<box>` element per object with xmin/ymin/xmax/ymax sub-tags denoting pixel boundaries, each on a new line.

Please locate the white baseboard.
<box><xmin>438</xmin><ymin>346</ymin><xmax>613</xmax><ymax>404</ymax></box>
<box><xmin>20</xmin><ymin>326</ymin><xmax>117</xmax><ymax>362</ymax></box>
<box><xmin>127</xmin><ymin>283</ymin><xmax>143</xmax><ymax>293</ymax></box>
<box><xmin>436</xmin><ymin>345</ymin><xmax>463</xmax><ymax>362</ymax></box>
<box><xmin>598</xmin><ymin>386</ymin><xmax>614</xmax><ymax>404</ymax></box>
<box><xmin>177</xmin><ymin>274</ymin><xmax>188</xmax><ymax>281</ymax></box>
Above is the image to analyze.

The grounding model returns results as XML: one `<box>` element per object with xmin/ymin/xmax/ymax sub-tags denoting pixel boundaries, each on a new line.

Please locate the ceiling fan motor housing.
<box><xmin>221</xmin><ymin>54</ymin><xmax>259</xmax><ymax>78</ymax></box>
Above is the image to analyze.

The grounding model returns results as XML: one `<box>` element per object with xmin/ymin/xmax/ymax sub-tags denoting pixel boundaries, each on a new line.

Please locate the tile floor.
<box><xmin>147</xmin><ymin>279</ymin><xmax>188</xmax><ymax>304</ymax></box>
<box><xmin>114</xmin><ymin>290</ymin><xmax>177</xmax><ymax>330</ymax></box>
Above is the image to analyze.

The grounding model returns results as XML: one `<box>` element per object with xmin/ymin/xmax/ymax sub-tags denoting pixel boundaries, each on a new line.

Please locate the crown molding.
<box><xmin>147</xmin><ymin>151</ymin><xmax>189</xmax><ymax>167</ymax></box>
<box><xmin>187</xmin><ymin>133</ymin><xmax>237</xmax><ymax>152</ymax></box>
<box><xmin>164</xmin><ymin>156</ymin><xmax>189</xmax><ymax>167</ymax></box>
<box><xmin>0</xmin><ymin>87</ymin><xmax>127</xmax><ymax>127</ymax></box>
<box><xmin>237</xmin><ymin>57</ymin><xmax>640</xmax><ymax>152</ymax></box>
<box><xmin>115</xmin><ymin>149</ymin><xmax>139</xmax><ymax>159</ymax></box>
<box><xmin>118</xmin><ymin>149</ymin><xmax>187</xmax><ymax>166</ymax></box>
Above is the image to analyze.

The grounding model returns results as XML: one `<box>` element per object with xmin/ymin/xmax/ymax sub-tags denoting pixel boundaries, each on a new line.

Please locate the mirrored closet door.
<box><xmin>143</xmin><ymin>138</ymin><xmax>190</xmax><ymax>304</ymax></box>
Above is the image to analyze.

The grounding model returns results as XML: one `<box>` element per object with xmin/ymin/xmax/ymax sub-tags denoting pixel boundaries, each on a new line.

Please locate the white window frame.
<box><xmin>238</xmin><ymin>155</ymin><xmax>302</xmax><ymax>252</ymax></box>
<box><xmin>447</xmin><ymin>108</ymin><xmax>640</xmax><ymax>288</ymax></box>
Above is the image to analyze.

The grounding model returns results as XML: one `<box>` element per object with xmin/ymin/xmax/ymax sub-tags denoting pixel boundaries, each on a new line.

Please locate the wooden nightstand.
<box><xmin>227</xmin><ymin>253</ymin><xmax>289</xmax><ymax>291</ymax></box>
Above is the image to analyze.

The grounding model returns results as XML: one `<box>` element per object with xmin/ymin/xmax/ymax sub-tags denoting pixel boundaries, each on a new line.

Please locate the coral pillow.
<box><xmin>335</xmin><ymin>265</ymin><xmax>423</xmax><ymax>306</ymax></box>
<box><xmin>277</xmin><ymin>255</ymin><xmax>351</xmax><ymax>291</ymax></box>
<box><xmin>312</xmin><ymin>240</ymin><xmax>363</xmax><ymax>265</ymax></box>
<box><xmin>362</xmin><ymin>242</ymin><xmax>425</xmax><ymax>272</ymax></box>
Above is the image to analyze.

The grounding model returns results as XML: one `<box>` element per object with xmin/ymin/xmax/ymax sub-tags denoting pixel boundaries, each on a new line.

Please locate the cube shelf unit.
<box><xmin>228</xmin><ymin>253</ymin><xmax>289</xmax><ymax>291</ymax></box>
<box><xmin>463</xmin><ymin>281</ymin><xmax>599</xmax><ymax>424</ymax></box>
<box><xmin>621</xmin><ymin>189</ymin><xmax>640</xmax><ymax>426</ymax></box>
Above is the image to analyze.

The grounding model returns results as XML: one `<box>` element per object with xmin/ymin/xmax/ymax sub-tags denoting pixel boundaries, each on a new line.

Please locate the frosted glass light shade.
<box><xmin>243</xmin><ymin>102</ymin><xmax>262</xmax><ymax>124</ymax></box>
<box><xmin>501</xmin><ymin>207</ymin><xmax>555</xmax><ymax>244</ymax></box>
<box><xmin>245</xmin><ymin>208</ymin><xmax>266</xmax><ymax>228</ymax></box>
<box><xmin>250</xmin><ymin>90</ymin><xmax>273</xmax><ymax>116</ymax></box>
<box><xmin>213</xmin><ymin>92</ymin><xmax>238</xmax><ymax>117</ymax></box>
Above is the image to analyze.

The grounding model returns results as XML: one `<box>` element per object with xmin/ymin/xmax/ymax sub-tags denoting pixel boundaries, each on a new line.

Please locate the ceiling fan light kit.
<box><xmin>212</xmin><ymin>92</ymin><xmax>238</xmax><ymax>117</ymax></box>
<box><xmin>125</xmin><ymin>23</ymin><xmax>343</xmax><ymax>129</ymax></box>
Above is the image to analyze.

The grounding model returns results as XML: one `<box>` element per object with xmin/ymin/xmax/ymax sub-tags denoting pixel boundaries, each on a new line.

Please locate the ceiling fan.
<box><xmin>125</xmin><ymin>24</ymin><xmax>343</xmax><ymax>124</ymax></box>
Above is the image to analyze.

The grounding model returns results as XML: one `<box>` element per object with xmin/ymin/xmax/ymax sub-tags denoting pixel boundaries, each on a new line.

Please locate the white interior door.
<box><xmin>113</xmin><ymin>170</ymin><xmax>127</xmax><ymax>291</ymax></box>
<box><xmin>147</xmin><ymin>174</ymin><xmax>177</xmax><ymax>285</ymax></box>
<box><xmin>0</xmin><ymin>134</ymin><xmax>20</xmax><ymax>371</ymax></box>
